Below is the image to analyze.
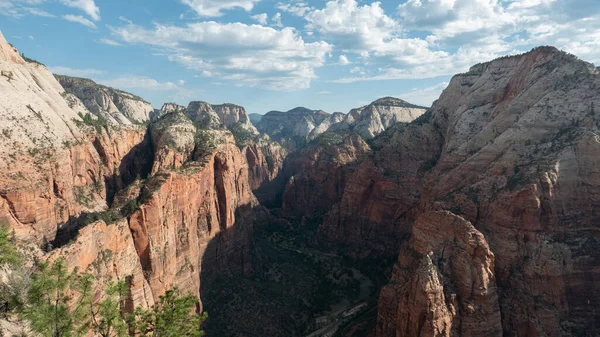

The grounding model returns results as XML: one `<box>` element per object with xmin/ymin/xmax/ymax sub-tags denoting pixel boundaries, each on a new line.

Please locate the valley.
<box><xmin>0</xmin><ymin>28</ymin><xmax>599</xmax><ymax>337</ymax></box>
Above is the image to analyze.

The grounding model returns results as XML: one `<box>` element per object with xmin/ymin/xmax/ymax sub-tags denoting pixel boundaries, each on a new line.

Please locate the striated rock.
<box><xmin>151</xmin><ymin>102</ymin><xmax>185</xmax><ymax>121</ymax></box>
<box><xmin>377</xmin><ymin>211</ymin><xmax>501</xmax><ymax>337</ymax></box>
<box><xmin>0</xmin><ymin>32</ymin><xmax>263</xmax><ymax>327</ymax></box>
<box><xmin>0</xmin><ymin>31</ymin><xmax>150</xmax><ymax>244</ymax></box>
<box><xmin>329</xmin><ymin>97</ymin><xmax>428</xmax><ymax>139</ymax></box>
<box><xmin>212</xmin><ymin>103</ymin><xmax>259</xmax><ymax>134</ymax></box>
<box><xmin>57</xmin><ymin>75</ymin><xmax>153</xmax><ymax>125</ymax></box>
<box><xmin>149</xmin><ymin>111</ymin><xmax>197</xmax><ymax>173</ymax></box>
<box><xmin>376</xmin><ymin>47</ymin><xmax>600</xmax><ymax>336</ymax></box>
<box><xmin>308</xmin><ymin>112</ymin><xmax>345</xmax><ymax>140</ymax></box>
<box><xmin>184</xmin><ymin>101</ymin><xmax>221</xmax><ymax>129</ymax></box>
<box><xmin>256</xmin><ymin>107</ymin><xmax>330</xmax><ymax>150</ymax></box>
<box><xmin>242</xmin><ymin>134</ymin><xmax>287</xmax><ymax>192</ymax></box>
<box><xmin>125</xmin><ymin>142</ymin><xmax>259</xmax><ymax>308</ymax></box>
<box><xmin>47</xmin><ymin>219</ymin><xmax>155</xmax><ymax>309</ymax></box>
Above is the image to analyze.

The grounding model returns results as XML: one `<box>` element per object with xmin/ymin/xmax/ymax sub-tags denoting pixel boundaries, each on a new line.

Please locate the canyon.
<box><xmin>0</xmin><ymin>27</ymin><xmax>599</xmax><ymax>337</ymax></box>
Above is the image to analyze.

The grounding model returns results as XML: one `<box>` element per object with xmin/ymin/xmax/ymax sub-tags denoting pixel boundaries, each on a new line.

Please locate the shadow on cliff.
<box><xmin>198</xmin><ymin>203</ymin><xmax>271</xmax><ymax>335</ymax></box>
<box><xmin>50</xmin><ymin>130</ymin><xmax>155</xmax><ymax>249</ymax></box>
<box><xmin>94</xmin><ymin>128</ymin><xmax>155</xmax><ymax>206</ymax></box>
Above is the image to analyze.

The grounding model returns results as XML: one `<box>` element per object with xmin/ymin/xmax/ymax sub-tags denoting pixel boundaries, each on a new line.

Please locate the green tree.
<box><xmin>0</xmin><ymin>225</ymin><xmax>20</xmax><ymax>266</ymax></box>
<box><xmin>21</xmin><ymin>259</ymin><xmax>91</xmax><ymax>337</ymax></box>
<box><xmin>127</xmin><ymin>287</ymin><xmax>207</xmax><ymax>337</ymax></box>
<box><xmin>89</xmin><ymin>280</ymin><xmax>129</xmax><ymax>337</ymax></box>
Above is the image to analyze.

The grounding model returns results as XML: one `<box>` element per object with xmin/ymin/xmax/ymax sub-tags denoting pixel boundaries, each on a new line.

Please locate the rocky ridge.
<box><xmin>57</xmin><ymin>75</ymin><xmax>153</xmax><ymax>125</ymax></box>
<box><xmin>0</xmin><ymin>32</ymin><xmax>264</xmax><ymax>327</ymax></box>
<box><xmin>273</xmin><ymin>46</ymin><xmax>600</xmax><ymax>336</ymax></box>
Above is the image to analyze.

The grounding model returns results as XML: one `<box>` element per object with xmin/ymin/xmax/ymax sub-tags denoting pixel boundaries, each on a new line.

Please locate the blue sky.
<box><xmin>1</xmin><ymin>0</ymin><xmax>599</xmax><ymax>115</ymax></box>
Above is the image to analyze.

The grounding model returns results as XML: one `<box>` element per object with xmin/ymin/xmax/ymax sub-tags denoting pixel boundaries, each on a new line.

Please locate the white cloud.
<box><xmin>338</xmin><ymin>55</ymin><xmax>350</xmax><ymax>65</ymax></box>
<box><xmin>60</xmin><ymin>0</ymin><xmax>100</xmax><ymax>21</ymax></box>
<box><xmin>318</xmin><ymin>90</ymin><xmax>331</xmax><ymax>94</ymax></box>
<box><xmin>304</xmin><ymin>0</ymin><xmax>397</xmax><ymax>51</ymax></box>
<box><xmin>0</xmin><ymin>0</ymin><xmax>54</xmax><ymax>18</ymax></box>
<box><xmin>63</xmin><ymin>14</ymin><xmax>97</xmax><ymax>28</ymax></box>
<box><xmin>99</xmin><ymin>38</ymin><xmax>122</xmax><ymax>46</ymax></box>
<box><xmin>50</xmin><ymin>66</ymin><xmax>104</xmax><ymax>77</ymax></box>
<box><xmin>28</xmin><ymin>35</ymin><xmax>34</xmax><ymax>40</ymax></box>
<box><xmin>110</xmin><ymin>21</ymin><xmax>332</xmax><ymax>91</ymax></box>
<box><xmin>292</xmin><ymin>0</ymin><xmax>600</xmax><ymax>83</ymax></box>
<box><xmin>398</xmin><ymin>82</ymin><xmax>449</xmax><ymax>107</ymax></box>
<box><xmin>272</xmin><ymin>12</ymin><xmax>283</xmax><ymax>28</ymax></box>
<box><xmin>277</xmin><ymin>1</ymin><xmax>313</xmax><ymax>16</ymax></box>
<box><xmin>181</xmin><ymin>0</ymin><xmax>260</xmax><ymax>17</ymax></box>
<box><xmin>251</xmin><ymin>13</ymin><xmax>268</xmax><ymax>25</ymax></box>
<box><xmin>100</xmin><ymin>76</ymin><xmax>180</xmax><ymax>91</ymax></box>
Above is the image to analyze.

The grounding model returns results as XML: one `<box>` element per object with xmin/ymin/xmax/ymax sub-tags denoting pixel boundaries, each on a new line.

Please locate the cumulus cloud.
<box><xmin>251</xmin><ymin>13</ymin><xmax>268</xmax><ymax>25</ymax></box>
<box><xmin>181</xmin><ymin>0</ymin><xmax>260</xmax><ymax>17</ymax></box>
<box><xmin>338</xmin><ymin>55</ymin><xmax>350</xmax><ymax>65</ymax></box>
<box><xmin>50</xmin><ymin>66</ymin><xmax>104</xmax><ymax>77</ymax></box>
<box><xmin>277</xmin><ymin>1</ymin><xmax>313</xmax><ymax>17</ymax></box>
<box><xmin>272</xmin><ymin>12</ymin><xmax>283</xmax><ymax>28</ymax></box>
<box><xmin>62</xmin><ymin>14</ymin><xmax>96</xmax><ymax>28</ymax></box>
<box><xmin>110</xmin><ymin>21</ymin><xmax>332</xmax><ymax>90</ymax></box>
<box><xmin>294</xmin><ymin>0</ymin><xmax>600</xmax><ymax>82</ymax></box>
<box><xmin>304</xmin><ymin>0</ymin><xmax>397</xmax><ymax>51</ymax></box>
<box><xmin>60</xmin><ymin>0</ymin><xmax>100</xmax><ymax>21</ymax></box>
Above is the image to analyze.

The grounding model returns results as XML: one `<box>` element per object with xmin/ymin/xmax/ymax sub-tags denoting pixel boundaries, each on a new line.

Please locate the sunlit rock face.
<box><xmin>375</xmin><ymin>47</ymin><xmax>600</xmax><ymax>337</ymax></box>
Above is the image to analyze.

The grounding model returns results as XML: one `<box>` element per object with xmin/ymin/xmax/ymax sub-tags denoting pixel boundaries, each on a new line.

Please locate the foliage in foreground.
<box><xmin>0</xmin><ymin>232</ymin><xmax>206</xmax><ymax>337</ymax></box>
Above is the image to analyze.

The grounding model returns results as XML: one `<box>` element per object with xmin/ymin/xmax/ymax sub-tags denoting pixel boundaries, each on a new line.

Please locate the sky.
<box><xmin>1</xmin><ymin>0</ymin><xmax>600</xmax><ymax>115</ymax></box>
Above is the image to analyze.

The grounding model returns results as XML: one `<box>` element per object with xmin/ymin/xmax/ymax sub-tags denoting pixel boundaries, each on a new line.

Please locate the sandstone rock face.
<box><xmin>375</xmin><ymin>47</ymin><xmax>600</xmax><ymax>336</ymax></box>
<box><xmin>256</xmin><ymin>107</ymin><xmax>331</xmax><ymax>150</ymax></box>
<box><xmin>47</xmin><ymin>219</ymin><xmax>155</xmax><ymax>309</ymax></box>
<box><xmin>150</xmin><ymin>111</ymin><xmax>197</xmax><ymax>173</ymax></box>
<box><xmin>0</xmin><ymin>33</ymin><xmax>260</xmax><ymax>318</ymax></box>
<box><xmin>308</xmin><ymin>112</ymin><xmax>345</xmax><ymax>140</ymax></box>
<box><xmin>125</xmin><ymin>141</ymin><xmax>259</xmax><ymax>309</ymax></box>
<box><xmin>212</xmin><ymin>103</ymin><xmax>259</xmax><ymax>134</ymax></box>
<box><xmin>242</xmin><ymin>135</ymin><xmax>287</xmax><ymax>192</ymax></box>
<box><xmin>57</xmin><ymin>75</ymin><xmax>153</xmax><ymax>125</ymax></box>
<box><xmin>0</xmin><ymin>31</ymin><xmax>149</xmax><ymax>244</ymax></box>
<box><xmin>329</xmin><ymin>97</ymin><xmax>427</xmax><ymax>139</ymax></box>
<box><xmin>377</xmin><ymin>211</ymin><xmax>501</xmax><ymax>337</ymax></box>
<box><xmin>184</xmin><ymin>101</ymin><xmax>221</xmax><ymax>129</ymax></box>
<box><xmin>151</xmin><ymin>102</ymin><xmax>185</xmax><ymax>121</ymax></box>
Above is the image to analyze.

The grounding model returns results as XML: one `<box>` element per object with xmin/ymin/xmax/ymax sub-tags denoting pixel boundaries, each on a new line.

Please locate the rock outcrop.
<box><xmin>256</xmin><ymin>107</ymin><xmax>331</xmax><ymax>150</ymax></box>
<box><xmin>184</xmin><ymin>101</ymin><xmax>222</xmax><ymax>129</ymax></box>
<box><xmin>212</xmin><ymin>103</ymin><xmax>259</xmax><ymax>134</ymax></box>
<box><xmin>57</xmin><ymin>75</ymin><xmax>153</xmax><ymax>125</ymax></box>
<box><xmin>0</xmin><ymin>32</ymin><xmax>262</xmax><ymax>322</ymax></box>
<box><xmin>329</xmin><ymin>97</ymin><xmax>428</xmax><ymax>139</ymax></box>
<box><xmin>374</xmin><ymin>47</ymin><xmax>600</xmax><ymax>336</ymax></box>
<box><xmin>0</xmin><ymin>31</ymin><xmax>150</xmax><ymax>245</ymax></box>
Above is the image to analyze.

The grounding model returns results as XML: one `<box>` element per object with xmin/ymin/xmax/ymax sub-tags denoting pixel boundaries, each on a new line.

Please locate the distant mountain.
<box><xmin>327</xmin><ymin>97</ymin><xmax>428</xmax><ymax>139</ymax></box>
<box><xmin>249</xmin><ymin>113</ymin><xmax>263</xmax><ymax>125</ymax></box>
<box><xmin>256</xmin><ymin>107</ymin><xmax>330</xmax><ymax>150</ymax></box>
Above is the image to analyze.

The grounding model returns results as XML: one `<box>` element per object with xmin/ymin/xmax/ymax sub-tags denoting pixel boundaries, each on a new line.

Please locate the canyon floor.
<box><xmin>201</xmin><ymin>211</ymin><xmax>395</xmax><ymax>337</ymax></box>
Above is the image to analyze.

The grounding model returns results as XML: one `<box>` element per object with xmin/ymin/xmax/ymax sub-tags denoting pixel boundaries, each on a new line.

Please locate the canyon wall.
<box><xmin>277</xmin><ymin>47</ymin><xmax>600</xmax><ymax>336</ymax></box>
<box><xmin>0</xmin><ymin>31</ymin><xmax>262</xmax><ymax>318</ymax></box>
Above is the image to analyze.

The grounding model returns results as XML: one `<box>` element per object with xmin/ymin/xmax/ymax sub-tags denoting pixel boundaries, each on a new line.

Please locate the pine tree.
<box><xmin>89</xmin><ymin>280</ymin><xmax>129</xmax><ymax>337</ymax></box>
<box><xmin>0</xmin><ymin>225</ymin><xmax>20</xmax><ymax>266</ymax></box>
<box><xmin>127</xmin><ymin>287</ymin><xmax>207</xmax><ymax>337</ymax></box>
<box><xmin>21</xmin><ymin>259</ymin><xmax>91</xmax><ymax>337</ymax></box>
